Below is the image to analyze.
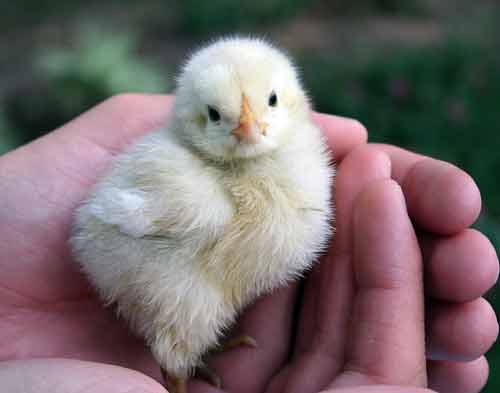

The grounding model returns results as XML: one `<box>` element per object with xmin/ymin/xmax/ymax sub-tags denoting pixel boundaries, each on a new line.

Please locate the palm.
<box><xmin>0</xmin><ymin>94</ymin><xmax>295</xmax><ymax>391</ymax></box>
<box><xmin>0</xmin><ymin>267</ymin><xmax>158</xmax><ymax>373</ymax></box>
<box><xmin>0</xmin><ymin>95</ymin><xmax>496</xmax><ymax>393</ymax></box>
<box><xmin>0</xmin><ymin>169</ymin><xmax>162</xmax><ymax>382</ymax></box>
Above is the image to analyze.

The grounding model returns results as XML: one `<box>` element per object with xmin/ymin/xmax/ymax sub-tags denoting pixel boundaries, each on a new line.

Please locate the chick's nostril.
<box><xmin>259</xmin><ymin>122</ymin><xmax>269</xmax><ymax>136</ymax></box>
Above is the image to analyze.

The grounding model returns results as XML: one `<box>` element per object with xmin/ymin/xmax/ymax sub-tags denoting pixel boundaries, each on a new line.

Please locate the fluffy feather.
<box><xmin>70</xmin><ymin>37</ymin><xmax>334</xmax><ymax>382</ymax></box>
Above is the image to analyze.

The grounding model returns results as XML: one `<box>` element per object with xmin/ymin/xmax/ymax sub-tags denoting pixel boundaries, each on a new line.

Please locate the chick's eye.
<box><xmin>268</xmin><ymin>91</ymin><xmax>278</xmax><ymax>107</ymax></box>
<box><xmin>207</xmin><ymin>106</ymin><xmax>221</xmax><ymax>122</ymax></box>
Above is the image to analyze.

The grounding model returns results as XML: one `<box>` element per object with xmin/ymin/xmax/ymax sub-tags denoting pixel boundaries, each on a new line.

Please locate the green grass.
<box><xmin>178</xmin><ymin>0</ymin><xmax>308</xmax><ymax>34</ymax></box>
<box><xmin>3</xmin><ymin>28</ymin><xmax>168</xmax><ymax>141</ymax></box>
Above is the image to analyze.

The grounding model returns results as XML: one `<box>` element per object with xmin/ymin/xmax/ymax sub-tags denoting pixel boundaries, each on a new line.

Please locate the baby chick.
<box><xmin>70</xmin><ymin>37</ymin><xmax>333</xmax><ymax>393</ymax></box>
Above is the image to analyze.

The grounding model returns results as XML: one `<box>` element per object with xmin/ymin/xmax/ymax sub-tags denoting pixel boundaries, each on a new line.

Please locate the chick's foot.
<box><xmin>161</xmin><ymin>369</ymin><xmax>187</xmax><ymax>393</ymax></box>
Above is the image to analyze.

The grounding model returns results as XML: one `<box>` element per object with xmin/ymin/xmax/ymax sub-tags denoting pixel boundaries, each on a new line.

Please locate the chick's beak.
<box><xmin>231</xmin><ymin>95</ymin><xmax>266</xmax><ymax>143</ymax></box>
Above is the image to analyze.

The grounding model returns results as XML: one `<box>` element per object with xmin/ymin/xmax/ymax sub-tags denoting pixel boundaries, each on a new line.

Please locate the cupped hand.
<box><xmin>0</xmin><ymin>94</ymin><xmax>497</xmax><ymax>393</ymax></box>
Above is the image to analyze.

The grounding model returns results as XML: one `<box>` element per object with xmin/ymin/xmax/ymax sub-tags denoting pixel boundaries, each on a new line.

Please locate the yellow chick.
<box><xmin>70</xmin><ymin>37</ymin><xmax>333</xmax><ymax>393</ymax></box>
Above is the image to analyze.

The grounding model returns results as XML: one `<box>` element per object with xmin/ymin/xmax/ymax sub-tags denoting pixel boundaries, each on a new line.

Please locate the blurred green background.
<box><xmin>1</xmin><ymin>0</ymin><xmax>498</xmax><ymax>390</ymax></box>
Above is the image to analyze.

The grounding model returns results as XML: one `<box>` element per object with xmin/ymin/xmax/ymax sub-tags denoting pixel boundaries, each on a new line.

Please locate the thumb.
<box><xmin>0</xmin><ymin>358</ymin><xmax>166</xmax><ymax>393</ymax></box>
<box><xmin>331</xmin><ymin>179</ymin><xmax>427</xmax><ymax>388</ymax></box>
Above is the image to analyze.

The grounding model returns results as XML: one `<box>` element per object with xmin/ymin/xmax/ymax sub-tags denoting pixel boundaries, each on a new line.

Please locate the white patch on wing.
<box><xmin>89</xmin><ymin>188</ymin><xmax>150</xmax><ymax>237</ymax></box>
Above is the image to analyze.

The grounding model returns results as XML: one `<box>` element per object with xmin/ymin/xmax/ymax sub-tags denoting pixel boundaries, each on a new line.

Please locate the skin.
<box><xmin>0</xmin><ymin>94</ymin><xmax>497</xmax><ymax>393</ymax></box>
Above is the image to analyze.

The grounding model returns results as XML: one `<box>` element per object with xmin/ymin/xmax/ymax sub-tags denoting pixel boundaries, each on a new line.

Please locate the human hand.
<box><xmin>0</xmin><ymin>94</ymin><xmax>497</xmax><ymax>393</ymax></box>
<box><xmin>0</xmin><ymin>93</ymin><xmax>364</xmax><ymax>392</ymax></box>
<box><xmin>260</xmin><ymin>143</ymin><xmax>498</xmax><ymax>393</ymax></box>
<box><xmin>252</xmin><ymin>141</ymin><xmax>498</xmax><ymax>392</ymax></box>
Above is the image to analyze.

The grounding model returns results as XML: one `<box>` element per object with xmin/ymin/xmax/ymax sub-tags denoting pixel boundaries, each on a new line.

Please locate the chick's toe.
<box><xmin>218</xmin><ymin>334</ymin><xmax>258</xmax><ymax>353</ymax></box>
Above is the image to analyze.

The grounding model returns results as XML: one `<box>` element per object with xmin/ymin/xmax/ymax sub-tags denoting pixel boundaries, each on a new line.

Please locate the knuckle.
<box><xmin>350</xmin><ymin>144</ymin><xmax>391</xmax><ymax>167</ymax></box>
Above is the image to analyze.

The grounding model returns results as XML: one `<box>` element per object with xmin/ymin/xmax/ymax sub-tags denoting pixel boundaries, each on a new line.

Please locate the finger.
<box><xmin>422</xmin><ymin>229</ymin><xmax>499</xmax><ymax>302</ymax></box>
<box><xmin>374</xmin><ymin>144</ymin><xmax>481</xmax><ymax>235</ymax></box>
<box><xmin>332</xmin><ymin>179</ymin><xmax>426</xmax><ymax>388</ymax></box>
<box><xmin>312</xmin><ymin>113</ymin><xmax>368</xmax><ymax>161</ymax></box>
<box><xmin>427</xmin><ymin>357</ymin><xmax>489</xmax><ymax>393</ymax></box>
<box><xmin>426</xmin><ymin>298</ymin><xmax>498</xmax><ymax>361</ymax></box>
<box><xmin>0</xmin><ymin>358</ymin><xmax>165</xmax><ymax>393</ymax></box>
<box><xmin>296</xmin><ymin>146</ymin><xmax>392</xmax><ymax>353</ymax></box>
<box><xmin>272</xmin><ymin>146</ymin><xmax>392</xmax><ymax>393</ymax></box>
<box><xmin>191</xmin><ymin>284</ymin><xmax>298</xmax><ymax>393</ymax></box>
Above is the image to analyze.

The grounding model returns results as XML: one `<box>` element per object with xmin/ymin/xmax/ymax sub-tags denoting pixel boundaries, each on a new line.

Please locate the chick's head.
<box><xmin>173</xmin><ymin>37</ymin><xmax>310</xmax><ymax>161</ymax></box>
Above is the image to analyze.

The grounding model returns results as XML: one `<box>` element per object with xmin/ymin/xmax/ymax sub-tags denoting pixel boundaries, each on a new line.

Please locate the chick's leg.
<box><xmin>161</xmin><ymin>368</ymin><xmax>187</xmax><ymax>393</ymax></box>
<box><xmin>193</xmin><ymin>335</ymin><xmax>257</xmax><ymax>388</ymax></box>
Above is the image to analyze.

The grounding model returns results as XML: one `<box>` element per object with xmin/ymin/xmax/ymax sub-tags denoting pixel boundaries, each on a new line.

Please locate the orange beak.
<box><xmin>231</xmin><ymin>95</ymin><xmax>266</xmax><ymax>142</ymax></box>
